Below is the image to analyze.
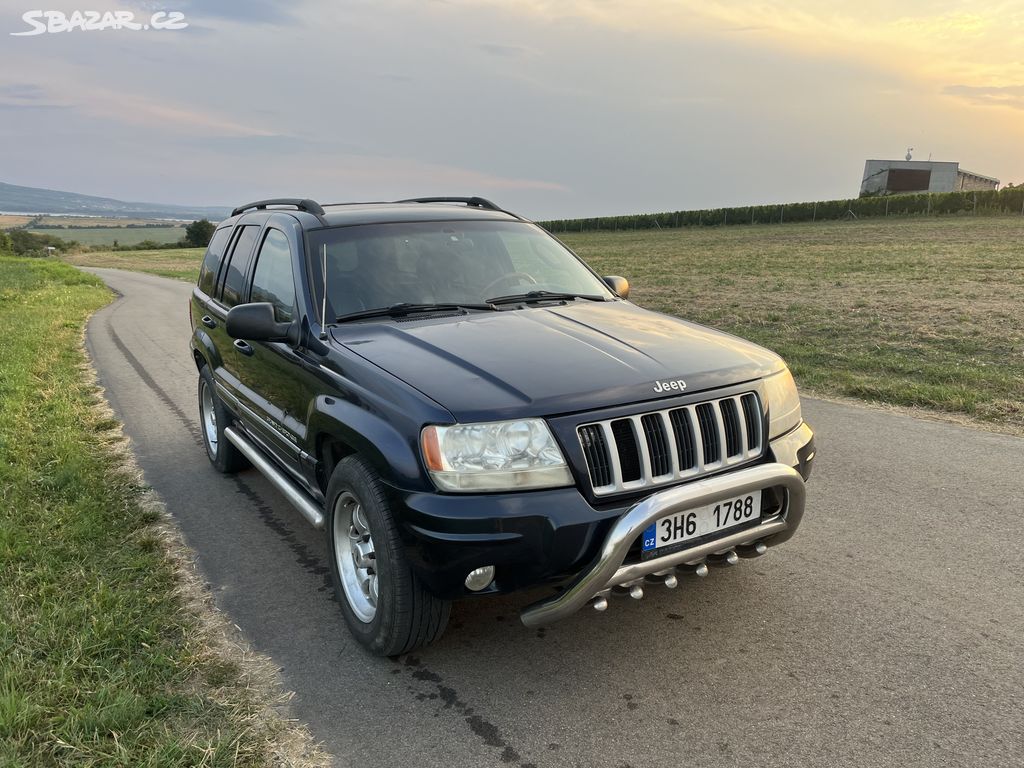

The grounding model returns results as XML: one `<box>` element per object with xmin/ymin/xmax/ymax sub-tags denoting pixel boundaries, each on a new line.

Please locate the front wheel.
<box><xmin>325</xmin><ymin>456</ymin><xmax>451</xmax><ymax>656</ymax></box>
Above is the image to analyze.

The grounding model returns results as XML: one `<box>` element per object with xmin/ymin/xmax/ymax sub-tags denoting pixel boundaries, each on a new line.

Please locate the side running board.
<box><xmin>224</xmin><ymin>426</ymin><xmax>325</xmax><ymax>529</ymax></box>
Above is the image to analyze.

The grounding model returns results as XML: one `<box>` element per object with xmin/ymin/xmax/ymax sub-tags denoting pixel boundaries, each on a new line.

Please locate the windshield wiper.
<box><xmin>485</xmin><ymin>290</ymin><xmax>607</xmax><ymax>305</ymax></box>
<box><xmin>336</xmin><ymin>302</ymin><xmax>498</xmax><ymax>323</ymax></box>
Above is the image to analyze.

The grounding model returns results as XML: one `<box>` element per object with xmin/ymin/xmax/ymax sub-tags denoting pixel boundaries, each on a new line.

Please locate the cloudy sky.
<box><xmin>1</xmin><ymin>0</ymin><xmax>1022</xmax><ymax>219</ymax></box>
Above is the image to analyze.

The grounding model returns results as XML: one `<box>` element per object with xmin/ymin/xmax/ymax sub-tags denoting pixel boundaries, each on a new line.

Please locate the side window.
<box><xmin>197</xmin><ymin>227</ymin><xmax>232</xmax><ymax>296</ymax></box>
<box><xmin>250</xmin><ymin>229</ymin><xmax>296</xmax><ymax>323</ymax></box>
<box><xmin>220</xmin><ymin>225</ymin><xmax>261</xmax><ymax>308</ymax></box>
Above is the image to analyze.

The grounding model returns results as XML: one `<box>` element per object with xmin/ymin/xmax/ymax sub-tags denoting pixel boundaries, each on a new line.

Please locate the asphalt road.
<box><xmin>85</xmin><ymin>268</ymin><xmax>1024</xmax><ymax>768</ymax></box>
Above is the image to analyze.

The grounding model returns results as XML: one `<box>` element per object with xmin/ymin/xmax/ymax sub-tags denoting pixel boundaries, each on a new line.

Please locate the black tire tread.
<box><xmin>327</xmin><ymin>456</ymin><xmax>450</xmax><ymax>656</ymax></box>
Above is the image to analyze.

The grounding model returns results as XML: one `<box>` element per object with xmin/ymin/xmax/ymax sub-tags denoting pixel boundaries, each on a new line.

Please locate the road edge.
<box><xmin>802</xmin><ymin>389</ymin><xmax>1024</xmax><ymax>439</ymax></box>
<box><xmin>79</xmin><ymin>301</ymin><xmax>332</xmax><ymax>767</ymax></box>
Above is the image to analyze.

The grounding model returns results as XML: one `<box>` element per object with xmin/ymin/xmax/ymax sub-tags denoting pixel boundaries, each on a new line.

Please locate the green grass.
<box><xmin>65</xmin><ymin>248</ymin><xmax>204</xmax><ymax>281</ymax></box>
<box><xmin>27</xmin><ymin>227</ymin><xmax>185</xmax><ymax>246</ymax></box>
<box><xmin>0</xmin><ymin>256</ymin><xmax>285</xmax><ymax>766</ymax></box>
<box><xmin>561</xmin><ymin>215</ymin><xmax>1024</xmax><ymax>431</ymax></box>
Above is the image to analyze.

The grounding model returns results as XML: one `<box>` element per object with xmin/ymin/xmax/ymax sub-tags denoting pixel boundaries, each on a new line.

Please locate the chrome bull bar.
<box><xmin>519</xmin><ymin>463</ymin><xmax>806</xmax><ymax>627</ymax></box>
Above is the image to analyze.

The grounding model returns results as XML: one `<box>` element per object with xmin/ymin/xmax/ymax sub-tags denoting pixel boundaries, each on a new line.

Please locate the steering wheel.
<box><xmin>482</xmin><ymin>271</ymin><xmax>538</xmax><ymax>298</ymax></box>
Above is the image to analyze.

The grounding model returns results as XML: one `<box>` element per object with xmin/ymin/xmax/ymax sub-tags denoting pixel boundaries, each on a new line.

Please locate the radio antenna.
<box><xmin>318</xmin><ymin>243</ymin><xmax>328</xmax><ymax>340</ymax></box>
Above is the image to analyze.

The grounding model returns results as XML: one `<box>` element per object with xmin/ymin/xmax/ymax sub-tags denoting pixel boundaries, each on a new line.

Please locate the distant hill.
<box><xmin>0</xmin><ymin>181</ymin><xmax>231</xmax><ymax>221</ymax></box>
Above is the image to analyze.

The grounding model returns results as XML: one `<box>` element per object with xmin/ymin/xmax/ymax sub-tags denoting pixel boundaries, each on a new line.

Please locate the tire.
<box><xmin>326</xmin><ymin>456</ymin><xmax>451</xmax><ymax>656</ymax></box>
<box><xmin>197</xmin><ymin>365</ymin><xmax>249</xmax><ymax>473</ymax></box>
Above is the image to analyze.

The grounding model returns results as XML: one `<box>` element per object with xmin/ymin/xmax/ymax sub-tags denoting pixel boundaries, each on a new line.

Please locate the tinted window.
<box><xmin>250</xmin><ymin>229</ymin><xmax>295</xmax><ymax>322</ymax></box>
<box><xmin>220</xmin><ymin>225</ymin><xmax>261</xmax><ymax>307</ymax></box>
<box><xmin>197</xmin><ymin>227</ymin><xmax>232</xmax><ymax>295</ymax></box>
<box><xmin>306</xmin><ymin>220</ymin><xmax>612</xmax><ymax>316</ymax></box>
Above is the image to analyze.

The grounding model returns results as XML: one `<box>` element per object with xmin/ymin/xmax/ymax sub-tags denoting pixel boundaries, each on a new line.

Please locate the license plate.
<box><xmin>641</xmin><ymin>490</ymin><xmax>762</xmax><ymax>556</ymax></box>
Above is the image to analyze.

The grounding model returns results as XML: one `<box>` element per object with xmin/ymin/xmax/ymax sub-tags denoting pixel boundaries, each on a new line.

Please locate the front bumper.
<box><xmin>394</xmin><ymin>421</ymin><xmax>815</xmax><ymax>614</ymax></box>
<box><xmin>519</xmin><ymin>462</ymin><xmax>804</xmax><ymax>626</ymax></box>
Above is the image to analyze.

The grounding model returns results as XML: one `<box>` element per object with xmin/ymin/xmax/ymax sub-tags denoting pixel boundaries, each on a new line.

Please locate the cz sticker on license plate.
<box><xmin>641</xmin><ymin>490</ymin><xmax>761</xmax><ymax>558</ymax></box>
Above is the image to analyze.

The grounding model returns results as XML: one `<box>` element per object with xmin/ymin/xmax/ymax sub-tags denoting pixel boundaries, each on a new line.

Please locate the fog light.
<box><xmin>464</xmin><ymin>565</ymin><xmax>495</xmax><ymax>592</ymax></box>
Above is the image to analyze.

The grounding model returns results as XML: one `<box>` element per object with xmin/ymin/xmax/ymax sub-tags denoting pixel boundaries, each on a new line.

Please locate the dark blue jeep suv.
<box><xmin>189</xmin><ymin>197</ymin><xmax>815</xmax><ymax>656</ymax></box>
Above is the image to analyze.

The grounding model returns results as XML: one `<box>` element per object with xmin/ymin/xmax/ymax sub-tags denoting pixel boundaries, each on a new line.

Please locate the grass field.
<box><xmin>561</xmin><ymin>215</ymin><xmax>1024</xmax><ymax>431</ymax></box>
<box><xmin>65</xmin><ymin>247</ymin><xmax>204</xmax><ymax>280</ymax></box>
<box><xmin>67</xmin><ymin>215</ymin><xmax>1024</xmax><ymax>432</ymax></box>
<box><xmin>0</xmin><ymin>256</ymin><xmax>302</xmax><ymax>766</ymax></box>
<box><xmin>27</xmin><ymin>226</ymin><xmax>185</xmax><ymax>246</ymax></box>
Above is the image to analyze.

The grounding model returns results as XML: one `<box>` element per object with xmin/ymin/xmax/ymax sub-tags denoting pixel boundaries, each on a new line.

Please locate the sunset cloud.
<box><xmin>944</xmin><ymin>84</ymin><xmax>1024</xmax><ymax>111</ymax></box>
<box><xmin>445</xmin><ymin>1</ymin><xmax>1024</xmax><ymax>85</ymax></box>
<box><xmin>1</xmin><ymin>0</ymin><xmax>1020</xmax><ymax>215</ymax></box>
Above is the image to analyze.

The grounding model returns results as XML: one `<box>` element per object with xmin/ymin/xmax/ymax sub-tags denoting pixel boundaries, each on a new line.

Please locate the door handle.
<box><xmin>233</xmin><ymin>339</ymin><xmax>254</xmax><ymax>356</ymax></box>
<box><xmin>201</xmin><ymin>315</ymin><xmax>217</xmax><ymax>329</ymax></box>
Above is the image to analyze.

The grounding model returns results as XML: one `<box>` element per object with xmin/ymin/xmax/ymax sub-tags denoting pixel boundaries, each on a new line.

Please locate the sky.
<box><xmin>1</xmin><ymin>0</ymin><xmax>1022</xmax><ymax>219</ymax></box>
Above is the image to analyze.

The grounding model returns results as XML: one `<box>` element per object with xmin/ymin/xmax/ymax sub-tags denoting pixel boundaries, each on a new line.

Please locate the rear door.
<box><xmin>206</xmin><ymin>223</ymin><xmax>263</xmax><ymax>413</ymax></box>
<box><xmin>190</xmin><ymin>223</ymin><xmax>233</xmax><ymax>365</ymax></box>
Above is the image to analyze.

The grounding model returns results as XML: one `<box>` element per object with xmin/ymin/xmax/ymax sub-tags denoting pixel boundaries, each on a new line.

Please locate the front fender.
<box><xmin>306</xmin><ymin>361</ymin><xmax>454</xmax><ymax>491</ymax></box>
<box><xmin>307</xmin><ymin>398</ymin><xmax>424</xmax><ymax>489</ymax></box>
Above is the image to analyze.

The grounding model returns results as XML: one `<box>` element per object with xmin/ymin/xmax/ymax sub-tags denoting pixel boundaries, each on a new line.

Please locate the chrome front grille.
<box><xmin>577</xmin><ymin>393</ymin><xmax>764</xmax><ymax>496</ymax></box>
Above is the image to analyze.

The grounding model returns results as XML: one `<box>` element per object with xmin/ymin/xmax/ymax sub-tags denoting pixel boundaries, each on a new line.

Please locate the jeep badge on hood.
<box><xmin>653</xmin><ymin>378</ymin><xmax>687</xmax><ymax>393</ymax></box>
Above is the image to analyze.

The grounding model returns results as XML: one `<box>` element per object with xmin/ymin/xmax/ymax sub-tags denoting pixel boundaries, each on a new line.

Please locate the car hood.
<box><xmin>330</xmin><ymin>301</ymin><xmax>784</xmax><ymax>422</ymax></box>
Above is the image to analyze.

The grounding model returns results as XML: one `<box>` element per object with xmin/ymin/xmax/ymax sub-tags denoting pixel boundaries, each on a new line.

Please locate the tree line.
<box><xmin>539</xmin><ymin>186</ymin><xmax>1024</xmax><ymax>233</ymax></box>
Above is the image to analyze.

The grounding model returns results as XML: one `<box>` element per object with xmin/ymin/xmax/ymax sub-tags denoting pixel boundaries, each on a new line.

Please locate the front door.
<box><xmin>232</xmin><ymin>226</ymin><xmax>310</xmax><ymax>480</ymax></box>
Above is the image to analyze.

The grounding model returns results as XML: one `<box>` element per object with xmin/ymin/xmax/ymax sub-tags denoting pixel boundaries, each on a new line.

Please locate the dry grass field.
<box><xmin>33</xmin><ymin>216</ymin><xmax>186</xmax><ymax>227</ymax></box>
<box><xmin>65</xmin><ymin>247</ymin><xmax>204</xmax><ymax>280</ymax></box>
<box><xmin>562</xmin><ymin>215</ymin><xmax>1024</xmax><ymax>432</ymax></box>
<box><xmin>0</xmin><ymin>214</ymin><xmax>35</xmax><ymax>228</ymax></box>
<box><xmin>1</xmin><ymin>215</ymin><xmax>188</xmax><ymax>230</ymax></box>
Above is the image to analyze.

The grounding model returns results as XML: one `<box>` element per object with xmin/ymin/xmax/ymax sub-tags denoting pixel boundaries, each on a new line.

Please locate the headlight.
<box><xmin>763</xmin><ymin>368</ymin><xmax>802</xmax><ymax>439</ymax></box>
<box><xmin>421</xmin><ymin>419</ymin><xmax>573</xmax><ymax>492</ymax></box>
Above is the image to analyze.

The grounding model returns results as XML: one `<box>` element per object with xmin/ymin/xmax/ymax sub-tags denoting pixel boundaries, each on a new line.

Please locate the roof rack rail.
<box><xmin>394</xmin><ymin>196</ymin><xmax>524</xmax><ymax>220</ymax></box>
<box><xmin>395</xmin><ymin>196</ymin><xmax>499</xmax><ymax>210</ymax></box>
<box><xmin>231</xmin><ymin>198</ymin><xmax>326</xmax><ymax>219</ymax></box>
<box><xmin>320</xmin><ymin>201</ymin><xmax>392</xmax><ymax>208</ymax></box>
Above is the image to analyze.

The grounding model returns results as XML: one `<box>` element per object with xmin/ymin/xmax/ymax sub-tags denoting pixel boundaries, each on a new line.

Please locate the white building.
<box><xmin>860</xmin><ymin>160</ymin><xmax>999</xmax><ymax>196</ymax></box>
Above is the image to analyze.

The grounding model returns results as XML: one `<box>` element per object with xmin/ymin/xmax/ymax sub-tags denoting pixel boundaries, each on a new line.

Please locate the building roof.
<box><xmin>957</xmin><ymin>168</ymin><xmax>1000</xmax><ymax>184</ymax></box>
<box><xmin>862</xmin><ymin>159</ymin><xmax>1000</xmax><ymax>186</ymax></box>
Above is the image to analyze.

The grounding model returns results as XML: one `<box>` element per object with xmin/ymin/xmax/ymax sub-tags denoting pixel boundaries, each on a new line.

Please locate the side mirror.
<box><xmin>226</xmin><ymin>302</ymin><xmax>291</xmax><ymax>342</ymax></box>
<box><xmin>603</xmin><ymin>275</ymin><xmax>630</xmax><ymax>299</ymax></box>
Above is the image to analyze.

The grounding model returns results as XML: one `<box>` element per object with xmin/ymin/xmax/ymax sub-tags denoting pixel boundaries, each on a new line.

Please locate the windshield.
<box><xmin>307</xmin><ymin>220</ymin><xmax>613</xmax><ymax>321</ymax></box>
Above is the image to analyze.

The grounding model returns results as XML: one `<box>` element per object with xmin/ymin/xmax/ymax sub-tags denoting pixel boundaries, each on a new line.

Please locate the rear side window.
<box><xmin>196</xmin><ymin>227</ymin><xmax>232</xmax><ymax>296</ymax></box>
<box><xmin>250</xmin><ymin>229</ymin><xmax>296</xmax><ymax>322</ymax></box>
<box><xmin>220</xmin><ymin>225</ymin><xmax>261</xmax><ymax>307</ymax></box>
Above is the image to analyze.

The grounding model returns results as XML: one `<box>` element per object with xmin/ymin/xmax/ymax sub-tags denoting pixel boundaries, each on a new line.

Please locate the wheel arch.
<box><xmin>316</xmin><ymin>432</ymin><xmax>357</xmax><ymax>492</ymax></box>
<box><xmin>190</xmin><ymin>327</ymin><xmax>220</xmax><ymax>373</ymax></box>
<box><xmin>309</xmin><ymin>402</ymin><xmax>428</xmax><ymax>495</ymax></box>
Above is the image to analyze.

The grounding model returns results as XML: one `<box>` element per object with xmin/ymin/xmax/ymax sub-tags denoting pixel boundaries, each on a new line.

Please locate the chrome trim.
<box><xmin>214</xmin><ymin>380</ymin><xmax>242</xmax><ymax>411</ymax></box>
<box><xmin>216</xmin><ymin>381</ymin><xmax>299</xmax><ymax>448</ymax></box>
<box><xmin>578</xmin><ymin>393</ymin><xmax>764</xmax><ymax>496</ymax></box>
<box><xmin>519</xmin><ymin>462</ymin><xmax>805</xmax><ymax>627</ymax></box>
<box><xmin>224</xmin><ymin>426</ymin><xmax>325</xmax><ymax>529</ymax></box>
